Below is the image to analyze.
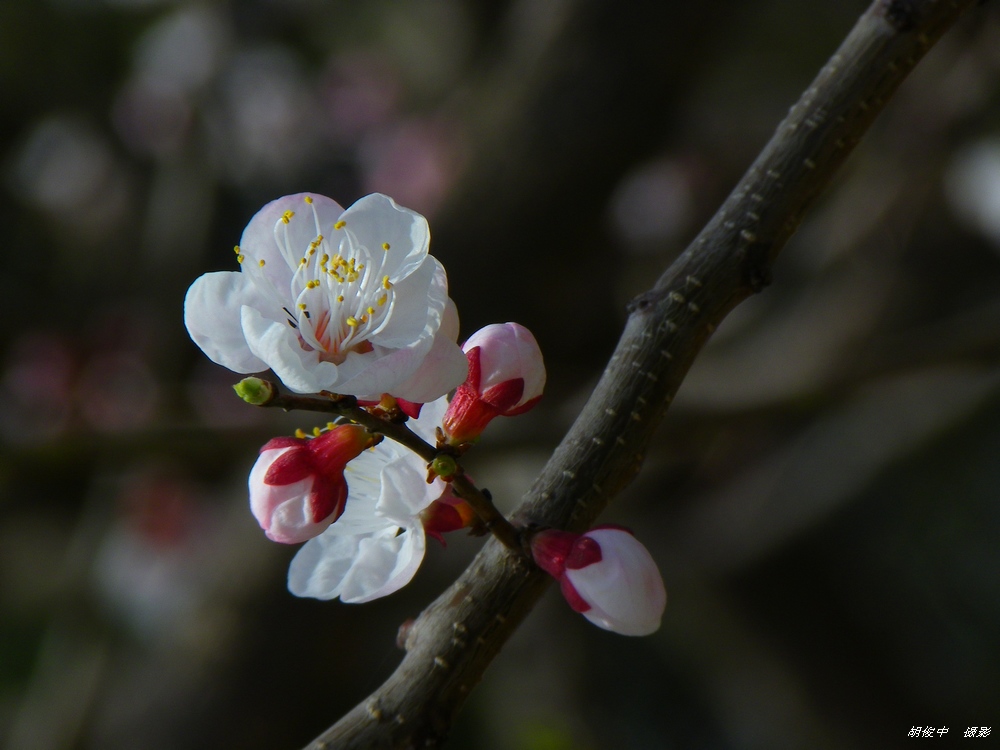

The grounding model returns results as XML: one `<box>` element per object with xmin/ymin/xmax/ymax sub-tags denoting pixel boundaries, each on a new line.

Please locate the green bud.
<box><xmin>233</xmin><ymin>377</ymin><xmax>276</xmax><ymax>405</ymax></box>
<box><xmin>431</xmin><ymin>454</ymin><xmax>459</xmax><ymax>479</ymax></box>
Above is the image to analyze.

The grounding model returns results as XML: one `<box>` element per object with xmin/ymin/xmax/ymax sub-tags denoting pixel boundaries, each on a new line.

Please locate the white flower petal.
<box><xmin>240</xmin><ymin>305</ymin><xmax>339</xmax><ymax>393</ymax></box>
<box><xmin>371</xmin><ymin>256</ymin><xmax>441</xmax><ymax>348</ymax></box>
<box><xmin>377</xmin><ymin>449</ymin><xmax>441</xmax><ymax>520</ymax></box>
<box><xmin>564</xmin><ymin>529</ymin><xmax>666</xmax><ymax>636</ymax></box>
<box><xmin>287</xmin><ymin>529</ymin><xmax>363</xmax><ymax>600</ymax></box>
<box><xmin>337</xmin><ymin>193</ymin><xmax>429</xmax><ymax>282</ymax></box>
<box><xmin>409</xmin><ymin>395</ymin><xmax>450</xmax><ymax>444</ymax></box>
<box><xmin>184</xmin><ymin>271</ymin><xmax>267</xmax><ymax>373</ymax></box>
<box><xmin>339</xmin><ymin>526</ymin><xmax>426</xmax><ymax>603</ymax></box>
<box><xmin>465</xmin><ymin>322</ymin><xmax>546</xmax><ymax>404</ymax></box>
<box><xmin>391</xmin><ymin>298</ymin><xmax>468</xmax><ymax>403</ymax></box>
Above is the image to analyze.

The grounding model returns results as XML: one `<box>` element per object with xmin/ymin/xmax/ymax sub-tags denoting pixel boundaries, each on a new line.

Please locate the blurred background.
<box><xmin>1</xmin><ymin>1</ymin><xmax>999</xmax><ymax>748</ymax></box>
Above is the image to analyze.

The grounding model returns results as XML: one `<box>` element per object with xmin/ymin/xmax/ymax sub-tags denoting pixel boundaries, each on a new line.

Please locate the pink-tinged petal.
<box><xmin>336</xmin><ymin>193</ymin><xmax>429</xmax><ymax>282</ymax></box>
<box><xmin>184</xmin><ymin>272</ymin><xmax>268</xmax><ymax>373</ymax></box>
<box><xmin>510</xmin><ymin>324</ymin><xmax>546</xmax><ymax>403</ymax></box>
<box><xmin>239</xmin><ymin>193</ymin><xmax>345</xmax><ymax>283</ymax></box>
<box><xmin>463</xmin><ymin>322</ymin><xmax>545</xmax><ymax>405</ymax></box>
<box><xmin>339</xmin><ymin>526</ymin><xmax>427</xmax><ymax>603</ymax></box>
<box><xmin>240</xmin><ymin>305</ymin><xmax>339</xmax><ymax>393</ymax></box>
<box><xmin>563</xmin><ymin>528</ymin><xmax>666</xmax><ymax>636</ymax></box>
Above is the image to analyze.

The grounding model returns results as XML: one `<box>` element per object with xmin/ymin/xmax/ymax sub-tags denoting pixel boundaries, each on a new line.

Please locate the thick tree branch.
<box><xmin>305</xmin><ymin>2</ymin><xmax>978</xmax><ymax>747</ymax></box>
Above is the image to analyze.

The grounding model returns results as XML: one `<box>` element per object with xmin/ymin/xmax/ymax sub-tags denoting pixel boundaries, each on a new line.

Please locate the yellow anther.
<box><xmin>258</xmin><ymin>259</ymin><xmax>266</xmax><ymax>267</ymax></box>
<box><xmin>312</xmin><ymin>426</ymin><xmax>322</xmax><ymax>437</ymax></box>
<box><xmin>282</xmin><ymin>210</ymin><xmax>295</xmax><ymax>224</ymax></box>
<box><xmin>320</xmin><ymin>254</ymin><xmax>329</xmax><ymax>264</ymax></box>
<box><xmin>357</xmin><ymin>264</ymin><xmax>365</xmax><ymax>272</ymax></box>
<box><xmin>367</xmin><ymin>306</ymin><xmax>375</xmax><ymax>315</ymax></box>
<box><xmin>326</xmin><ymin>422</ymin><xmax>336</xmax><ymax>430</ymax></box>
<box><xmin>304</xmin><ymin>196</ymin><xmax>313</xmax><ymax>204</ymax></box>
<box><xmin>382</xmin><ymin>242</ymin><xmax>390</xmax><ymax>251</ymax></box>
<box><xmin>236</xmin><ymin>254</ymin><xmax>245</xmax><ymax>264</ymax></box>
<box><xmin>347</xmin><ymin>316</ymin><xmax>358</xmax><ymax>327</ymax></box>
<box><xmin>378</xmin><ymin>294</ymin><xmax>387</xmax><ymax>306</ymax></box>
<box><xmin>359</xmin><ymin>314</ymin><xmax>368</xmax><ymax>324</ymax></box>
<box><xmin>300</xmin><ymin>258</ymin><xmax>307</xmax><ymax>265</ymax></box>
<box><xmin>298</xmin><ymin>303</ymin><xmax>307</xmax><ymax>310</ymax></box>
<box><xmin>334</xmin><ymin>220</ymin><xmax>346</xmax><ymax>230</ymax></box>
<box><xmin>294</xmin><ymin>428</ymin><xmax>306</xmax><ymax>439</ymax></box>
<box><xmin>306</xmin><ymin>280</ymin><xmax>320</xmax><ymax>289</ymax></box>
<box><xmin>233</xmin><ymin>245</ymin><xmax>241</xmax><ymax>254</ymax></box>
<box><xmin>347</xmin><ymin>273</ymin><xmax>358</xmax><ymax>282</ymax></box>
<box><xmin>337</xmin><ymin>295</ymin><xmax>344</xmax><ymax>302</ymax></box>
<box><xmin>382</xmin><ymin>276</ymin><xmax>392</xmax><ymax>289</ymax></box>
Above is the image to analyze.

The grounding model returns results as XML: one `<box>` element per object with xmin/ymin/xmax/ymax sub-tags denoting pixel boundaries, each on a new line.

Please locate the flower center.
<box><xmin>247</xmin><ymin>196</ymin><xmax>399</xmax><ymax>364</ymax></box>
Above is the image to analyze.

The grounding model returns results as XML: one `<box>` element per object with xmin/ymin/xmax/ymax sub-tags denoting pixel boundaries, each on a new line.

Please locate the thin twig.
<box><xmin>249</xmin><ymin>385</ymin><xmax>524</xmax><ymax>553</ymax></box>
<box><xmin>304</xmin><ymin>2</ymin><xmax>980</xmax><ymax>747</ymax></box>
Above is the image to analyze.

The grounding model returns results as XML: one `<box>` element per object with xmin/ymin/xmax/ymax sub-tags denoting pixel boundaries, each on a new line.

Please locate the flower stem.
<box><xmin>239</xmin><ymin>379</ymin><xmax>524</xmax><ymax>554</ymax></box>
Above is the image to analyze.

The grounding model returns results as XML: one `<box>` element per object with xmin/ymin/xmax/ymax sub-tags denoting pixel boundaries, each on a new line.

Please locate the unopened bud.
<box><xmin>430</xmin><ymin>454</ymin><xmax>459</xmax><ymax>479</ymax></box>
<box><xmin>234</xmin><ymin>377</ymin><xmax>276</xmax><ymax>405</ymax></box>
<box><xmin>441</xmin><ymin>323</ymin><xmax>545</xmax><ymax>445</ymax></box>
<box><xmin>530</xmin><ymin>525</ymin><xmax>666</xmax><ymax>636</ymax></box>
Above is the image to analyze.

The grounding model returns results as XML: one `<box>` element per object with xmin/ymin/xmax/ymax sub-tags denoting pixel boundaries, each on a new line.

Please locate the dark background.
<box><xmin>1</xmin><ymin>1</ymin><xmax>998</xmax><ymax>748</ymax></box>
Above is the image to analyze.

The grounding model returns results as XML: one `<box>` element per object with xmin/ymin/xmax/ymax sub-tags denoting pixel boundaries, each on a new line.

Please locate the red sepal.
<box><xmin>263</xmin><ymin>446</ymin><xmax>313</xmax><ymax>485</ymax></box>
<box><xmin>396</xmin><ymin>398</ymin><xmax>423</xmax><ymax>419</ymax></box>
<box><xmin>529</xmin><ymin>529</ymin><xmax>577</xmax><ymax>579</ymax></box>
<box><xmin>465</xmin><ymin>346</ymin><xmax>482</xmax><ymax>391</ymax></box>
<box><xmin>480</xmin><ymin>378</ymin><xmax>524</xmax><ymax>413</ymax></box>
<box><xmin>503</xmin><ymin>394</ymin><xmax>541</xmax><ymax>417</ymax></box>
<box><xmin>565</xmin><ymin>535</ymin><xmax>602</xmax><ymax>570</ymax></box>
<box><xmin>560</xmin><ymin>577</ymin><xmax>592</xmax><ymax>613</ymax></box>
<box><xmin>309</xmin><ymin>474</ymin><xmax>348</xmax><ymax>523</ymax></box>
<box><xmin>260</xmin><ymin>435</ymin><xmax>304</xmax><ymax>453</ymax></box>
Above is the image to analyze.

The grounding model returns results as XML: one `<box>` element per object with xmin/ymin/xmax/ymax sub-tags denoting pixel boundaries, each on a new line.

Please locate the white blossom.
<box><xmin>184</xmin><ymin>192</ymin><xmax>467</xmax><ymax>401</ymax></box>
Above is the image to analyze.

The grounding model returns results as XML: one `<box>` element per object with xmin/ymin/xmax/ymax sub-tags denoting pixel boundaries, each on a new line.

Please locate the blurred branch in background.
<box><xmin>1</xmin><ymin>1</ymin><xmax>999</xmax><ymax>749</ymax></box>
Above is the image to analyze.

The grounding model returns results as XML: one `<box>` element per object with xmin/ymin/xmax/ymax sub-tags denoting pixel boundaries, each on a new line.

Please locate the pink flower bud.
<box><xmin>249</xmin><ymin>424</ymin><xmax>374</xmax><ymax>544</ymax></box>
<box><xmin>530</xmin><ymin>525</ymin><xmax>666</xmax><ymax>636</ymax></box>
<box><xmin>441</xmin><ymin>322</ymin><xmax>545</xmax><ymax>444</ymax></box>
